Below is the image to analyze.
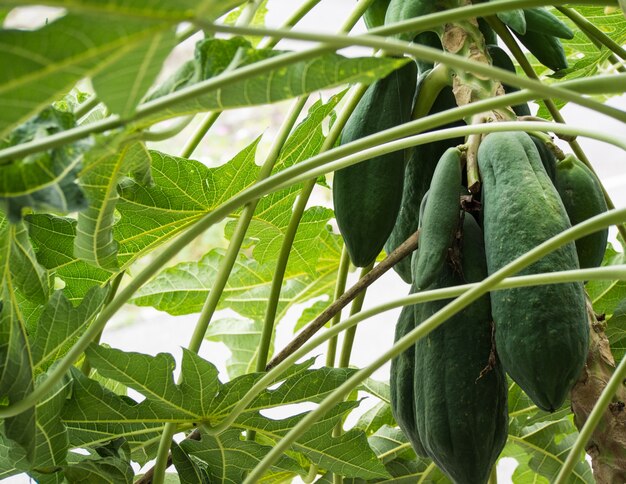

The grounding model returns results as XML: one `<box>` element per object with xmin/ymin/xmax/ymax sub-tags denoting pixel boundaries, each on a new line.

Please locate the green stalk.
<box><xmin>179</xmin><ymin>111</ymin><xmax>221</xmax><ymax>158</ymax></box>
<box><xmin>331</xmin><ymin>262</ymin><xmax>374</xmax><ymax>484</ymax></box>
<box><xmin>151</xmin><ymin>2</ymin><xmax>270</xmax><ymax>481</ymax></box>
<box><xmin>2</xmin><ymin>1</ymin><xmax>625</xmax><ymax>163</ymax></box>
<box><xmin>73</xmin><ymin>94</ymin><xmax>99</xmax><ymax>119</ymax></box>
<box><xmin>489</xmin><ymin>465</ymin><xmax>498</xmax><ymax>484</ymax></box>
<box><xmin>556</xmin><ymin>6</ymin><xmax>626</xmax><ymax>61</ymax></box>
<box><xmin>253</xmin><ymin>0</ymin><xmax>375</xmax><ymax>374</ymax></box>
<box><xmin>1</xmin><ymin>116</ymin><xmax>621</xmax><ymax>420</ymax></box>
<box><xmin>258</xmin><ymin>0</ymin><xmax>322</xmax><ymax>49</ymax></box>
<box><xmin>325</xmin><ymin>247</ymin><xmax>351</xmax><ymax>367</ymax></box>
<box><xmin>242</xmin><ymin>208</ymin><xmax>626</xmax><ymax>483</ymax></box>
<box><xmin>141</xmin><ymin>115</ymin><xmax>195</xmax><ymax>142</ymax></box>
<box><xmin>337</xmin><ymin>262</ymin><xmax>375</xmax><ymax>369</ymax></box>
<box><xmin>178</xmin><ymin>0</ymin><xmax>321</xmax><ymax>159</ymax></box>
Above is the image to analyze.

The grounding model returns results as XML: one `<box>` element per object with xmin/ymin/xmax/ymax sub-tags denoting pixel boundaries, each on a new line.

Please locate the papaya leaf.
<box><xmin>366</xmin><ymin>426</ymin><xmax>416</xmax><ymax>465</ymax></box>
<box><xmin>179</xmin><ymin>429</ymin><xmax>305</xmax><ymax>483</ymax></box>
<box><xmin>587</xmin><ymin>243</ymin><xmax>626</xmax><ymax>317</ymax></box>
<box><xmin>0</xmin><ymin>107</ymin><xmax>89</xmax><ymax>221</ymax></box>
<box><xmin>0</xmin><ymin>220</ymin><xmax>44</xmax><ymax>460</ymax></box>
<box><xmin>115</xmin><ymin>137</ymin><xmax>260</xmax><ymax>264</ymax></box>
<box><xmin>63</xmin><ymin>369</ymin><xmax>165</xmax><ymax>453</ymax></box>
<box><xmin>555</xmin><ymin>6</ymin><xmax>626</xmax><ymax>80</ymax></box>
<box><xmin>27</xmin><ymin>372</ymin><xmax>72</xmax><ymax>483</ymax></box>
<box><xmin>65</xmin><ymin>347</ymin><xmax>385</xmax><ymax>478</ymax></box>
<box><xmin>504</xmin><ymin>419</ymin><xmax>593</xmax><ymax>483</ymax></box>
<box><xmin>0</xmin><ymin>0</ymin><xmax>242</xmax><ymax>21</ymax></box>
<box><xmin>130</xmin><ymin>241</ymin><xmax>337</xmax><ymax>318</ymax></box>
<box><xmin>354</xmin><ymin>401</ymin><xmax>395</xmax><ymax>436</ymax></box>
<box><xmin>145</xmin><ymin>36</ymin><xmax>280</xmax><ymax>101</ymax></box>
<box><xmin>0</xmin><ymin>14</ymin><xmax>175</xmax><ymax>137</ymax></box>
<box><xmin>236</xmin><ymin>402</ymin><xmax>389</xmax><ymax>479</ymax></box>
<box><xmin>30</xmin><ymin>286</ymin><xmax>108</xmax><ymax>374</ymax></box>
<box><xmin>64</xmin><ymin>452</ymin><xmax>134</xmax><ymax>484</ymax></box>
<box><xmin>139</xmin><ymin>37</ymin><xmax>410</xmax><ymax>125</ymax></box>
<box><xmin>229</xmin><ymin>95</ymin><xmax>343</xmax><ymax>275</ymax></box>
<box><xmin>75</xmin><ymin>138</ymin><xmax>152</xmax><ymax>270</ymax></box>
<box><xmin>204</xmin><ymin>318</ymin><xmax>263</xmax><ymax>378</ymax></box>
<box><xmin>27</xmin><ymin>214</ymin><xmax>112</xmax><ymax>303</ymax></box>
<box><xmin>1</xmin><ymin>219</ymin><xmax>49</xmax><ymax>304</ymax></box>
<box><xmin>171</xmin><ymin>440</ymin><xmax>211</xmax><ymax>484</ymax></box>
<box><xmin>92</xmin><ymin>28</ymin><xmax>177</xmax><ymax>117</ymax></box>
<box><xmin>605</xmin><ymin>297</ymin><xmax>626</xmax><ymax>363</ymax></box>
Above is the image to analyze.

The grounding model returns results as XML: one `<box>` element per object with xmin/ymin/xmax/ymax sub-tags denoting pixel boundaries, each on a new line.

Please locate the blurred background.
<box><xmin>4</xmin><ymin>1</ymin><xmax>625</xmax><ymax>481</ymax></box>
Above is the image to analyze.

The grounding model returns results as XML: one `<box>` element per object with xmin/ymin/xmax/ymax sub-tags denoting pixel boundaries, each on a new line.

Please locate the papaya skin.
<box><xmin>333</xmin><ymin>61</ymin><xmax>418</xmax><ymax>267</ymax></box>
<box><xmin>385</xmin><ymin>82</ymin><xmax>464</xmax><ymax>283</ymax></box>
<box><xmin>555</xmin><ymin>154</ymin><xmax>608</xmax><ymax>269</ymax></box>
<box><xmin>389</xmin><ymin>290</ymin><xmax>427</xmax><ymax>457</ymax></box>
<box><xmin>478</xmin><ymin>131</ymin><xmax>588</xmax><ymax>412</ymax></box>
<box><xmin>412</xmin><ymin>215</ymin><xmax>508</xmax><ymax>483</ymax></box>
<box><xmin>412</xmin><ymin>147</ymin><xmax>462</xmax><ymax>290</ymax></box>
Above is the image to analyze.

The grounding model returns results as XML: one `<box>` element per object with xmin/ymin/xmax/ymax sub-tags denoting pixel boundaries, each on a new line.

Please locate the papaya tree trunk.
<box><xmin>570</xmin><ymin>299</ymin><xmax>626</xmax><ymax>483</ymax></box>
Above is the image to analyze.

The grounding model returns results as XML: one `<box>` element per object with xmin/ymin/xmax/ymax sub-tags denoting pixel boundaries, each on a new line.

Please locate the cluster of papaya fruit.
<box><xmin>332</xmin><ymin>3</ymin><xmax>609</xmax><ymax>482</ymax></box>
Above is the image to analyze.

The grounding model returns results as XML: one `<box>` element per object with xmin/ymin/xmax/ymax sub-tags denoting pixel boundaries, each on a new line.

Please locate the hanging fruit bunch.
<box><xmin>333</xmin><ymin>1</ymin><xmax>610</xmax><ymax>482</ymax></box>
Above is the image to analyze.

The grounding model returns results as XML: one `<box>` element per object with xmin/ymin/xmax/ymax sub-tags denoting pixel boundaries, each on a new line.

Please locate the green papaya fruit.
<box><xmin>412</xmin><ymin>214</ymin><xmax>508</xmax><ymax>483</ymax></box>
<box><xmin>385</xmin><ymin>0</ymin><xmax>437</xmax><ymax>41</ymax></box>
<box><xmin>412</xmin><ymin>147</ymin><xmax>462</xmax><ymax>289</ymax></box>
<box><xmin>513</xmin><ymin>31</ymin><xmax>568</xmax><ymax>71</ymax></box>
<box><xmin>478</xmin><ymin>131</ymin><xmax>588</xmax><ymax>412</ymax></box>
<box><xmin>486</xmin><ymin>44</ymin><xmax>531</xmax><ymax>117</ymax></box>
<box><xmin>411</xmin><ymin>30</ymin><xmax>442</xmax><ymax>76</ymax></box>
<box><xmin>555</xmin><ymin>155</ymin><xmax>608</xmax><ymax>269</ymax></box>
<box><xmin>524</xmin><ymin>7</ymin><xmax>574</xmax><ymax>39</ymax></box>
<box><xmin>478</xmin><ymin>17</ymin><xmax>498</xmax><ymax>45</ymax></box>
<box><xmin>390</xmin><ymin>290</ymin><xmax>427</xmax><ymax>456</ymax></box>
<box><xmin>529</xmin><ymin>135</ymin><xmax>557</xmax><ymax>183</ymax></box>
<box><xmin>493</xmin><ymin>3</ymin><xmax>527</xmax><ymax>34</ymax></box>
<box><xmin>384</xmin><ymin>80</ymin><xmax>464</xmax><ymax>283</ymax></box>
<box><xmin>333</xmin><ymin>61</ymin><xmax>418</xmax><ymax>267</ymax></box>
<box><xmin>364</xmin><ymin>0</ymin><xmax>391</xmax><ymax>30</ymax></box>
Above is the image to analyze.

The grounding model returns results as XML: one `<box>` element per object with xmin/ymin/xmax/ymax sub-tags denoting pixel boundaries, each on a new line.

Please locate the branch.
<box><xmin>265</xmin><ymin>230</ymin><xmax>419</xmax><ymax>371</ymax></box>
<box><xmin>570</xmin><ymin>299</ymin><xmax>626</xmax><ymax>483</ymax></box>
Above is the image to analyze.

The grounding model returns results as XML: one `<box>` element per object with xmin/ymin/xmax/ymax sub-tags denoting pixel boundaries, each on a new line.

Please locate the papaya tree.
<box><xmin>0</xmin><ymin>0</ymin><xmax>625</xmax><ymax>482</ymax></box>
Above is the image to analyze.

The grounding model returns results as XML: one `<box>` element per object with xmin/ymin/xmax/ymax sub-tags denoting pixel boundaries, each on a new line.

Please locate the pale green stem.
<box><xmin>2</xmin><ymin>117</ymin><xmax>622</xmax><ymax>420</ymax></box>
<box><xmin>151</xmin><ymin>2</ymin><xmax>269</xmax><ymax>481</ymax></box>
<box><xmin>177</xmin><ymin>0</ymin><xmax>319</xmax><ymax>160</ymax></box>
<box><xmin>255</xmin><ymin>181</ymin><xmax>315</xmax><ymax>372</ymax></box>
<box><xmin>337</xmin><ymin>262</ymin><xmax>375</xmax><ymax>369</ymax></box>
<box><xmin>179</xmin><ymin>111</ymin><xmax>222</xmax><ymax>158</ymax></box>
<box><xmin>258</xmin><ymin>0</ymin><xmax>322</xmax><ymax>49</ymax></box>
<box><xmin>556</xmin><ymin>6</ymin><xmax>626</xmax><ymax>61</ymax></box>
<box><xmin>325</xmin><ymin>247</ymin><xmax>351</xmax><ymax>367</ymax></box>
<box><xmin>1</xmin><ymin>0</ymin><xmax>625</xmax><ymax>163</ymax></box>
<box><xmin>253</xmin><ymin>0</ymin><xmax>375</xmax><ymax>374</ymax></box>
<box><xmin>331</xmin><ymin>261</ymin><xmax>374</xmax><ymax>484</ymax></box>
<box><xmin>152</xmin><ymin>96</ymin><xmax>309</xmax><ymax>480</ymax></box>
<box><xmin>74</xmin><ymin>94</ymin><xmax>99</xmax><ymax>119</ymax></box>
<box><xmin>242</xmin><ymin>209</ymin><xmax>626</xmax><ymax>483</ymax></box>
<box><xmin>141</xmin><ymin>115</ymin><xmax>195</xmax><ymax>142</ymax></box>
<box><xmin>555</xmin><ymin>349</ymin><xmax>626</xmax><ymax>481</ymax></box>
